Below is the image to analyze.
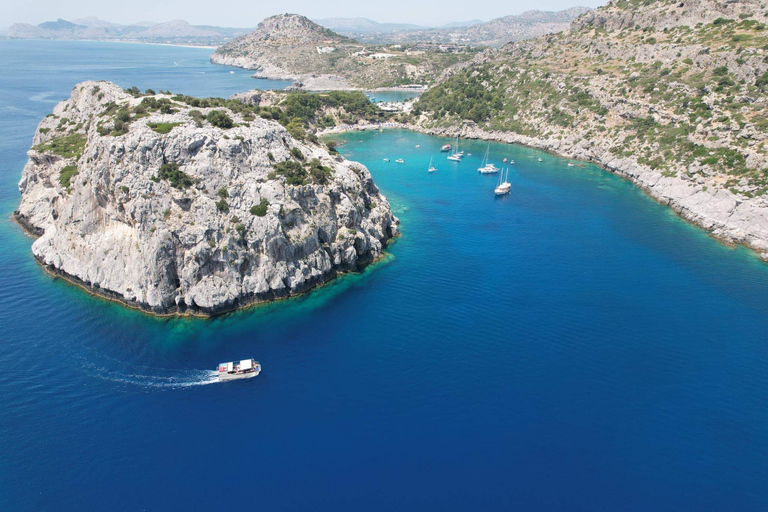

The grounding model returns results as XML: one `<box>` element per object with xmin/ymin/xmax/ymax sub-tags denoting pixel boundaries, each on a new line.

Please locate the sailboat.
<box><xmin>447</xmin><ymin>135</ymin><xmax>462</xmax><ymax>161</ymax></box>
<box><xmin>494</xmin><ymin>168</ymin><xmax>511</xmax><ymax>196</ymax></box>
<box><xmin>428</xmin><ymin>157</ymin><xmax>437</xmax><ymax>173</ymax></box>
<box><xmin>478</xmin><ymin>142</ymin><xmax>499</xmax><ymax>174</ymax></box>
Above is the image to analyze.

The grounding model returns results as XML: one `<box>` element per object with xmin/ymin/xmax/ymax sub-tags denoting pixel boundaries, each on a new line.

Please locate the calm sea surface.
<box><xmin>1</xmin><ymin>40</ymin><xmax>767</xmax><ymax>511</ymax></box>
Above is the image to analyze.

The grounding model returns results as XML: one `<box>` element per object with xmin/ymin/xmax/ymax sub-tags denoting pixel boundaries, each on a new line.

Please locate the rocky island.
<box><xmin>16</xmin><ymin>81</ymin><xmax>398</xmax><ymax>315</ymax></box>
<box><xmin>413</xmin><ymin>0</ymin><xmax>768</xmax><ymax>259</ymax></box>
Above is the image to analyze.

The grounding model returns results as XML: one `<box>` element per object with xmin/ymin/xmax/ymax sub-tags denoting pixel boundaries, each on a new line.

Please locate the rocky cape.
<box><xmin>210</xmin><ymin>14</ymin><xmax>477</xmax><ymax>90</ymax></box>
<box><xmin>16</xmin><ymin>81</ymin><xmax>398</xmax><ymax>315</ymax></box>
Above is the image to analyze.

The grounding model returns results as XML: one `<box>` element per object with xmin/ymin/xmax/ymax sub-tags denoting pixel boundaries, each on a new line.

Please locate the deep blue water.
<box><xmin>2</xmin><ymin>41</ymin><xmax>768</xmax><ymax>511</ymax></box>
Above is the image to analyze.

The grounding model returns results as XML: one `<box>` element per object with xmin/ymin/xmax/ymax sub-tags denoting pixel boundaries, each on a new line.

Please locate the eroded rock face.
<box><xmin>17</xmin><ymin>81</ymin><xmax>398</xmax><ymax>315</ymax></box>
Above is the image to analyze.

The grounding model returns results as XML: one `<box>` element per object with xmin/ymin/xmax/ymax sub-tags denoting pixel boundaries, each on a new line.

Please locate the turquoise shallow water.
<box><xmin>2</xmin><ymin>41</ymin><xmax>768</xmax><ymax>511</ymax></box>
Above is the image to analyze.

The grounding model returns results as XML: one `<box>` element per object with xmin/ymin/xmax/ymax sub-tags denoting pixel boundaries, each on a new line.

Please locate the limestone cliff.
<box><xmin>16</xmin><ymin>81</ymin><xmax>398</xmax><ymax>315</ymax></box>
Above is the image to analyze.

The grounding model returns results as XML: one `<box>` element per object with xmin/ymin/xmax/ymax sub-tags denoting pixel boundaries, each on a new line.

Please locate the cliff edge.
<box><xmin>16</xmin><ymin>81</ymin><xmax>398</xmax><ymax>315</ymax></box>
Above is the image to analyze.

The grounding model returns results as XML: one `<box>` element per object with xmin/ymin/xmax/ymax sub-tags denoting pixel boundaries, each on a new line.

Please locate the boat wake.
<box><xmin>94</xmin><ymin>367</ymin><xmax>220</xmax><ymax>389</ymax></box>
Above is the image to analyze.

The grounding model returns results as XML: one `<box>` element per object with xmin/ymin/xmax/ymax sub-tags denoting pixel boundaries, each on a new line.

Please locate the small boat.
<box><xmin>383</xmin><ymin>158</ymin><xmax>390</xmax><ymax>162</ymax></box>
<box><xmin>538</xmin><ymin>158</ymin><xmax>543</xmax><ymax>162</ymax></box>
<box><xmin>440</xmin><ymin>144</ymin><xmax>452</xmax><ymax>152</ymax></box>
<box><xmin>447</xmin><ymin>154</ymin><xmax>461</xmax><ymax>162</ymax></box>
<box><xmin>478</xmin><ymin>142</ymin><xmax>499</xmax><ymax>174</ymax></box>
<box><xmin>567</xmin><ymin>162</ymin><xmax>575</xmax><ymax>167</ymax></box>
<box><xmin>415</xmin><ymin>145</ymin><xmax>420</xmax><ymax>148</ymax></box>
<box><xmin>494</xmin><ymin>168</ymin><xmax>511</xmax><ymax>196</ymax></box>
<box><xmin>218</xmin><ymin>359</ymin><xmax>261</xmax><ymax>381</ymax></box>
<box><xmin>503</xmin><ymin>158</ymin><xmax>507</xmax><ymax>163</ymax></box>
<box><xmin>395</xmin><ymin>158</ymin><xmax>405</xmax><ymax>164</ymax></box>
<box><xmin>509</xmin><ymin>159</ymin><xmax>514</xmax><ymax>164</ymax></box>
<box><xmin>428</xmin><ymin>157</ymin><xmax>437</xmax><ymax>173</ymax></box>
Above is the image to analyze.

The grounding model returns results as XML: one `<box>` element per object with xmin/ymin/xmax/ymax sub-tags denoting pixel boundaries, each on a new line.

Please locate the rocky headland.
<box><xmin>210</xmin><ymin>14</ymin><xmax>477</xmax><ymax>90</ymax></box>
<box><xmin>16</xmin><ymin>81</ymin><xmax>398</xmax><ymax>315</ymax></box>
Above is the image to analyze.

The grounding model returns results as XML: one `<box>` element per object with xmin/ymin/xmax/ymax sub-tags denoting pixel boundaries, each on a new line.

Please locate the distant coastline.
<box><xmin>0</xmin><ymin>37</ymin><xmax>219</xmax><ymax>49</ymax></box>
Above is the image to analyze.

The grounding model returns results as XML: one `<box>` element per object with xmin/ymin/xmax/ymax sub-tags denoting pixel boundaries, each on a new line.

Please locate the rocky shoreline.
<box><xmin>17</xmin><ymin>81</ymin><xmax>399</xmax><ymax>316</ymax></box>
<box><xmin>324</xmin><ymin>120</ymin><xmax>768</xmax><ymax>261</ymax></box>
<box><xmin>414</xmin><ymin>123</ymin><xmax>768</xmax><ymax>260</ymax></box>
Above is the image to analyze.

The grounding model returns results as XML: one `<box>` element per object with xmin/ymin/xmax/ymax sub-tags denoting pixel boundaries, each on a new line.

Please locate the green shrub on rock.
<box><xmin>59</xmin><ymin>165</ymin><xmax>79</xmax><ymax>191</ymax></box>
<box><xmin>250</xmin><ymin>199</ymin><xmax>270</xmax><ymax>216</ymax></box>
<box><xmin>207</xmin><ymin>110</ymin><xmax>234</xmax><ymax>129</ymax></box>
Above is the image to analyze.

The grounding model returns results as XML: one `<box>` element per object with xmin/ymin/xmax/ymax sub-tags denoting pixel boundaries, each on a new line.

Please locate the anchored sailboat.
<box><xmin>494</xmin><ymin>168</ymin><xmax>511</xmax><ymax>196</ymax></box>
<box><xmin>478</xmin><ymin>142</ymin><xmax>499</xmax><ymax>174</ymax></box>
<box><xmin>428</xmin><ymin>157</ymin><xmax>437</xmax><ymax>173</ymax></box>
<box><xmin>447</xmin><ymin>136</ymin><xmax>462</xmax><ymax>161</ymax></box>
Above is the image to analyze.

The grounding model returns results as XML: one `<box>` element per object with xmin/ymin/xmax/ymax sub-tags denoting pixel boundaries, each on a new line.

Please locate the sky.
<box><xmin>1</xmin><ymin>0</ymin><xmax>607</xmax><ymax>29</ymax></box>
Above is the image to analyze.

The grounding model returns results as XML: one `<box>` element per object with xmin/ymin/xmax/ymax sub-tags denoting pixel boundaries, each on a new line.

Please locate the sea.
<box><xmin>1</xmin><ymin>40</ymin><xmax>767</xmax><ymax>511</ymax></box>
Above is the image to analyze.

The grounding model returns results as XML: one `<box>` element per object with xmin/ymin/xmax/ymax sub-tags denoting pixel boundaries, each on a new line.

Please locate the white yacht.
<box><xmin>395</xmin><ymin>158</ymin><xmax>405</xmax><ymax>164</ymax></box>
<box><xmin>440</xmin><ymin>144</ymin><xmax>452</xmax><ymax>152</ymax></box>
<box><xmin>567</xmin><ymin>162</ymin><xmax>575</xmax><ymax>167</ymax></box>
<box><xmin>478</xmin><ymin>143</ymin><xmax>499</xmax><ymax>174</ymax></box>
<box><xmin>217</xmin><ymin>359</ymin><xmax>261</xmax><ymax>381</ymax></box>
<box><xmin>447</xmin><ymin>136</ymin><xmax>462</xmax><ymax>161</ymax></box>
<box><xmin>383</xmin><ymin>158</ymin><xmax>390</xmax><ymax>162</ymax></box>
<box><xmin>494</xmin><ymin>168</ymin><xmax>511</xmax><ymax>196</ymax></box>
<box><xmin>428</xmin><ymin>157</ymin><xmax>437</xmax><ymax>173</ymax></box>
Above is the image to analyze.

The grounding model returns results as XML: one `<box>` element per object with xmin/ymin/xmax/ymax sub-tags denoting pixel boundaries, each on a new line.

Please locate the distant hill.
<box><xmin>211</xmin><ymin>13</ymin><xmax>478</xmax><ymax>90</ymax></box>
<box><xmin>439</xmin><ymin>20</ymin><xmax>484</xmax><ymax>29</ymax></box>
<box><xmin>358</xmin><ymin>7</ymin><xmax>592</xmax><ymax>46</ymax></box>
<box><xmin>7</xmin><ymin>17</ymin><xmax>253</xmax><ymax>45</ymax></box>
<box><xmin>313</xmin><ymin>17</ymin><xmax>427</xmax><ymax>35</ymax></box>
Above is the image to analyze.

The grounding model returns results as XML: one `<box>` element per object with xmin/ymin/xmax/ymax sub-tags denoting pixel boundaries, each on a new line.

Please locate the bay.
<box><xmin>1</xmin><ymin>40</ymin><xmax>767</xmax><ymax>511</ymax></box>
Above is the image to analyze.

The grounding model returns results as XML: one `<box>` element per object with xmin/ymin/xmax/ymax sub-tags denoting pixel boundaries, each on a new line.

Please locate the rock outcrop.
<box><xmin>16</xmin><ymin>81</ymin><xmax>398</xmax><ymax>315</ymax></box>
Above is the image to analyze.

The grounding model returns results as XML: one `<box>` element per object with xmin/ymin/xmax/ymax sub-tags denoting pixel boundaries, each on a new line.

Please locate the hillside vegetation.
<box><xmin>415</xmin><ymin>0</ymin><xmax>768</xmax><ymax>198</ymax></box>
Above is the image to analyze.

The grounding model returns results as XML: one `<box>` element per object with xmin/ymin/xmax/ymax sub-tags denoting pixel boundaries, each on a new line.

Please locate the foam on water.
<box><xmin>96</xmin><ymin>369</ymin><xmax>221</xmax><ymax>389</ymax></box>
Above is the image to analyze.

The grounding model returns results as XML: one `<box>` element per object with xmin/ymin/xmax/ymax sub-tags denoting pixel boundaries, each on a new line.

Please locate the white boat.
<box><xmin>395</xmin><ymin>158</ymin><xmax>405</xmax><ymax>164</ymax></box>
<box><xmin>538</xmin><ymin>158</ymin><xmax>543</xmax><ymax>162</ymax></box>
<box><xmin>494</xmin><ymin>168</ymin><xmax>511</xmax><ymax>196</ymax></box>
<box><xmin>509</xmin><ymin>159</ymin><xmax>514</xmax><ymax>164</ymax></box>
<box><xmin>440</xmin><ymin>144</ymin><xmax>452</xmax><ymax>152</ymax></box>
<box><xmin>447</xmin><ymin>136</ymin><xmax>463</xmax><ymax>161</ymax></box>
<box><xmin>415</xmin><ymin>145</ymin><xmax>420</xmax><ymax>148</ymax></box>
<box><xmin>383</xmin><ymin>158</ymin><xmax>390</xmax><ymax>162</ymax></box>
<box><xmin>567</xmin><ymin>162</ymin><xmax>575</xmax><ymax>167</ymax></box>
<box><xmin>218</xmin><ymin>359</ymin><xmax>261</xmax><ymax>381</ymax></box>
<box><xmin>503</xmin><ymin>158</ymin><xmax>507</xmax><ymax>163</ymax></box>
<box><xmin>428</xmin><ymin>157</ymin><xmax>437</xmax><ymax>173</ymax></box>
<box><xmin>478</xmin><ymin>142</ymin><xmax>499</xmax><ymax>173</ymax></box>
